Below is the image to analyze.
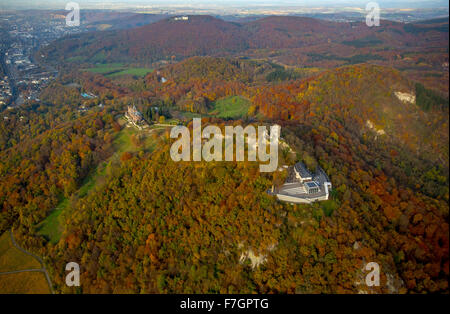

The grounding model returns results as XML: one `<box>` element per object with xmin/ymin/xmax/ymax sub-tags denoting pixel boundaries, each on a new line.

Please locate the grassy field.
<box><xmin>36</xmin><ymin>199</ymin><xmax>68</xmax><ymax>244</ymax></box>
<box><xmin>37</xmin><ymin>122</ymin><xmax>158</xmax><ymax>244</ymax></box>
<box><xmin>84</xmin><ymin>63</ymin><xmax>124</xmax><ymax>74</ymax></box>
<box><xmin>0</xmin><ymin>231</ymin><xmax>51</xmax><ymax>294</ymax></box>
<box><xmin>108</xmin><ymin>68</ymin><xmax>154</xmax><ymax>77</ymax></box>
<box><xmin>0</xmin><ymin>272</ymin><xmax>51</xmax><ymax>294</ymax></box>
<box><xmin>83</xmin><ymin>63</ymin><xmax>153</xmax><ymax>78</ymax></box>
<box><xmin>67</xmin><ymin>56</ymin><xmax>87</xmax><ymax>63</ymax></box>
<box><xmin>0</xmin><ymin>232</ymin><xmax>41</xmax><ymax>272</ymax></box>
<box><xmin>209</xmin><ymin>96</ymin><xmax>251</xmax><ymax>119</ymax></box>
<box><xmin>37</xmin><ymin>169</ymin><xmax>108</xmax><ymax>244</ymax></box>
<box><xmin>115</xmin><ymin>117</ymin><xmax>159</xmax><ymax>153</ymax></box>
<box><xmin>176</xmin><ymin>96</ymin><xmax>250</xmax><ymax>120</ymax></box>
<box><xmin>113</xmin><ymin>127</ymin><xmax>135</xmax><ymax>152</ymax></box>
<box><xmin>178</xmin><ymin>111</ymin><xmax>205</xmax><ymax>119</ymax></box>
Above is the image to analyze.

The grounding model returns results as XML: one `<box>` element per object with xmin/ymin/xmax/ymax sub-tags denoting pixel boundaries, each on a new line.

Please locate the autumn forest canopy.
<box><xmin>0</xmin><ymin>12</ymin><xmax>448</xmax><ymax>294</ymax></box>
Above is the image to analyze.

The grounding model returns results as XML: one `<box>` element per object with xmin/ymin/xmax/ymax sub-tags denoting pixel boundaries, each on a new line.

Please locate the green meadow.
<box><xmin>209</xmin><ymin>96</ymin><xmax>251</xmax><ymax>119</ymax></box>
<box><xmin>83</xmin><ymin>63</ymin><xmax>153</xmax><ymax>78</ymax></box>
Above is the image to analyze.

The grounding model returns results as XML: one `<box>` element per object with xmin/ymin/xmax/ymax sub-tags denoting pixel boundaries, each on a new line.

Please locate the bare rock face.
<box><xmin>366</xmin><ymin>120</ymin><xmax>386</xmax><ymax>136</ymax></box>
<box><xmin>238</xmin><ymin>242</ymin><xmax>278</xmax><ymax>269</ymax></box>
<box><xmin>395</xmin><ymin>91</ymin><xmax>416</xmax><ymax>105</ymax></box>
<box><xmin>239</xmin><ymin>250</ymin><xmax>267</xmax><ymax>269</ymax></box>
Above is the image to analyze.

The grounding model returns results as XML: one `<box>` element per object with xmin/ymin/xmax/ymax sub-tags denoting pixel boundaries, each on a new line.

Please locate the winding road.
<box><xmin>0</xmin><ymin>230</ymin><xmax>54</xmax><ymax>294</ymax></box>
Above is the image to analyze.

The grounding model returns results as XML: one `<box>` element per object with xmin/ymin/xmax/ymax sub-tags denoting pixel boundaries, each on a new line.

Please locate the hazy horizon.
<box><xmin>1</xmin><ymin>0</ymin><xmax>449</xmax><ymax>11</ymax></box>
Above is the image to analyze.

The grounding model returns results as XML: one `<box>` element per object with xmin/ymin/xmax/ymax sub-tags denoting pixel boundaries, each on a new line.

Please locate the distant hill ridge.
<box><xmin>41</xmin><ymin>15</ymin><xmax>449</xmax><ymax>64</ymax></box>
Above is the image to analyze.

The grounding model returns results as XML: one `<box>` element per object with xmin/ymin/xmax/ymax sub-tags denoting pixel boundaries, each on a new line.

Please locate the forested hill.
<box><xmin>152</xmin><ymin>56</ymin><xmax>281</xmax><ymax>84</ymax></box>
<box><xmin>41</xmin><ymin>15</ymin><xmax>249</xmax><ymax>64</ymax></box>
<box><xmin>40</xmin><ymin>15</ymin><xmax>449</xmax><ymax>65</ymax></box>
<box><xmin>0</xmin><ymin>53</ymin><xmax>447</xmax><ymax>294</ymax></box>
<box><xmin>141</xmin><ymin>59</ymin><xmax>448</xmax><ymax>170</ymax></box>
<box><xmin>252</xmin><ymin>64</ymin><xmax>449</xmax><ymax>168</ymax></box>
<box><xmin>46</xmin><ymin>120</ymin><xmax>449</xmax><ymax>294</ymax></box>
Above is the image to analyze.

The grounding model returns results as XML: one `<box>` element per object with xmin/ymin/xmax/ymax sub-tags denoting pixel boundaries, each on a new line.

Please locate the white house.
<box><xmin>269</xmin><ymin>162</ymin><xmax>332</xmax><ymax>204</ymax></box>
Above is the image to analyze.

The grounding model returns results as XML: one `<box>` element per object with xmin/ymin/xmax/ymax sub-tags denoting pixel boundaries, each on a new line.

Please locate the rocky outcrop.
<box><xmin>395</xmin><ymin>91</ymin><xmax>416</xmax><ymax>105</ymax></box>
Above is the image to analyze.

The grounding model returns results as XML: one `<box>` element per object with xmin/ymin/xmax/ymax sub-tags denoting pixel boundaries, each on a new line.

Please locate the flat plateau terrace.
<box><xmin>269</xmin><ymin>162</ymin><xmax>332</xmax><ymax>204</ymax></box>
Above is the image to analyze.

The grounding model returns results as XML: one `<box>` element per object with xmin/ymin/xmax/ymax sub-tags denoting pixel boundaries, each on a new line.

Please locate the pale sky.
<box><xmin>0</xmin><ymin>0</ymin><xmax>449</xmax><ymax>10</ymax></box>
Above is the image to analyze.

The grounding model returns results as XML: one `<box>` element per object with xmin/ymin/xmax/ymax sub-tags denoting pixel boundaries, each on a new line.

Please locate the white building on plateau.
<box><xmin>269</xmin><ymin>162</ymin><xmax>332</xmax><ymax>204</ymax></box>
<box><xmin>174</xmin><ymin>16</ymin><xmax>189</xmax><ymax>21</ymax></box>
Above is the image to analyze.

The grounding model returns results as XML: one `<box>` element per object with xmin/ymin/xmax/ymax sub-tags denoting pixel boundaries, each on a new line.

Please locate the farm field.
<box><xmin>84</xmin><ymin>63</ymin><xmax>153</xmax><ymax>77</ymax></box>
<box><xmin>0</xmin><ymin>272</ymin><xmax>51</xmax><ymax>294</ymax></box>
<box><xmin>0</xmin><ymin>232</ymin><xmax>41</xmax><ymax>272</ymax></box>
<box><xmin>0</xmin><ymin>232</ymin><xmax>51</xmax><ymax>294</ymax></box>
